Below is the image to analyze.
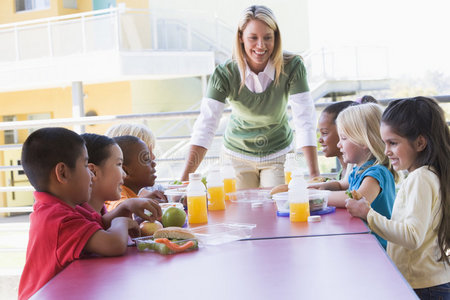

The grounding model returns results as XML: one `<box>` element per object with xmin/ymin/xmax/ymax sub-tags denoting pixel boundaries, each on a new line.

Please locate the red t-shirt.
<box><xmin>77</xmin><ymin>202</ymin><xmax>106</xmax><ymax>227</ymax></box>
<box><xmin>18</xmin><ymin>192</ymin><xmax>102</xmax><ymax>300</ymax></box>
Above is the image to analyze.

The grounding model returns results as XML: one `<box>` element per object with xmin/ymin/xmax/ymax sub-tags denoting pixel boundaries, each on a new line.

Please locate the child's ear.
<box><xmin>415</xmin><ymin>135</ymin><xmax>427</xmax><ymax>152</ymax></box>
<box><xmin>122</xmin><ymin>165</ymin><xmax>131</xmax><ymax>178</ymax></box>
<box><xmin>54</xmin><ymin>162</ymin><xmax>69</xmax><ymax>183</ymax></box>
<box><xmin>88</xmin><ymin>163</ymin><xmax>98</xmax><ymax>181</ymax></box>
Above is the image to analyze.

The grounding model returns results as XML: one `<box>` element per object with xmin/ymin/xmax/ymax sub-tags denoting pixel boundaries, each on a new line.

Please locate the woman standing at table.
<box><xmin>181</xmin><ymin>5</ymin><xmax>319</xmax><ymax>189</ymax></box>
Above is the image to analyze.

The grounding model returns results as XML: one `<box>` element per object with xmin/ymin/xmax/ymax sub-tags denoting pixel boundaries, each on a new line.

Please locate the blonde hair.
<box><xmin>336</xmin><ymin>103</ymin><xmax>397</xmax><ymax>181</ymax></box>
<box><xmin>105</xmin><ymin>123</ymin><xmax>156</xmax><ymax>151</ymax></box>
<box><xmin>233</xmin><ymin>5</ymin><xmax>290</xmax><ymax>90</ymax></box>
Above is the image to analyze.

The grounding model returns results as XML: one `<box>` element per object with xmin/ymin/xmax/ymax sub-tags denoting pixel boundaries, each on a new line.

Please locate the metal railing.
<box><xmin>0</xmin><ymin>6</ymin><xmax>234</xmax><ymax>63</ymax></box>
<box><xmin>0</xmin><ymin>95</ymin><xmax>448</xmax><ymax>214</ymax></box>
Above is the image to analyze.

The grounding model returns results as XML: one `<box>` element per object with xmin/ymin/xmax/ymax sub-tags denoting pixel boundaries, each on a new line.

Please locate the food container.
<box><xmin>189</xmin><ymin>223</ymin><xmax>256</xmax><ymax>245</ymax></box>
<box><xmin>164</xmin><ymin>188</ymin><xmax>186</xmax><ymax>203</ymax></box>
<box><xmin>273</xmin><ymin>190</ymin><xmax>330</xmax><ymax>213</ymax></box>
<box><xmin>226</xmin><ymin>189</ymin><xmax>271</xmax><ymax>203</ymax></box>
<box><xmin>135</xmin><ymin>237</ymin><xmax>198</xmax><ymax>255</ymax></box>
<box><xmin>167</xmin><ymin>181</ymin><xmax>189</xmax><ymax>189</ymax></box>
<box><xmin>159</xmin><ymin>202</ymin><xmax>184</xmax><ymax>212</ymax></box>
<box><xmin>308</xmin><ymin>190</ymin><xmax>330</xmax><ymax>211</ymax></box>
<box><xmin>273</xmin><ymin>192</ymin><xmax>289</xmax><ymax>213</ymax></box>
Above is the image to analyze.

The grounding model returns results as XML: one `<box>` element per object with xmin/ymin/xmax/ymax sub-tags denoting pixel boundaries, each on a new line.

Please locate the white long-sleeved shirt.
<box><xmin>190</xmin><ymin>60</ymin><xmax>316</xmax><ymax>161</ymax></box>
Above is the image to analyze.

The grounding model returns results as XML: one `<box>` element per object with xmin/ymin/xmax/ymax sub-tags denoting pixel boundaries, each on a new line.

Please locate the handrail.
<box><xmin>0</xmin><ymin>7</ymin><xmax>121</xmax><ymax>29</ymax></box>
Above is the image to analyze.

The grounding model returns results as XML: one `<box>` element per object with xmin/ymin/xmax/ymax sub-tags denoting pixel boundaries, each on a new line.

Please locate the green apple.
<box><xmin>161</xmin><ymin>207</ymin><xmax>186</xmax><ymax>227</ymax></box>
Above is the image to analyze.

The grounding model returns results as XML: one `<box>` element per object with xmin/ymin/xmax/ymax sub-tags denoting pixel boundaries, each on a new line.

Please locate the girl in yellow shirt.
<box><xmin>346</xmin><ymin>97</ymin><xmax>450</xmax><ymax>298</ymax></box>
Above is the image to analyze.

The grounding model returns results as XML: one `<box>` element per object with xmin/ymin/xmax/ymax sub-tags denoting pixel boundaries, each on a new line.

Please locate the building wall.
<box><xmin>0</xmin><ymin>0</ymin><xmax>92</xmax><ymax>24</ymax></box>
<box><xmin>148</xmin><ymin>0</ymin><xmax>311</xmax><ymax>53</ymax></box>
<box><xmin>129</xmin><ymin>77</ymin><xmax>203</xmax><ymax>134</ymax></box>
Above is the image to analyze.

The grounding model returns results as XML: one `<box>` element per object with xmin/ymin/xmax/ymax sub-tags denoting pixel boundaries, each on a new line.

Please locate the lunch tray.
<box><xmin>276</xmin><ymin>206</ymin><xmax>336</xmax><ymax>217</ymax></box>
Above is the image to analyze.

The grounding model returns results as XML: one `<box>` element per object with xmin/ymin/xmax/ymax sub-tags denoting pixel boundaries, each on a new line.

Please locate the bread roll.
<box><xmin>308</xmin><ymin>176</ymin><xmax>327</xmax><ymax>183</ymax></box>
<box><xmin>270</xmin><ymin>184</ymin><xmax>288</xmax><ymax>195</ymax></box>
<box><xmin>351</xmin><ymin>190</ymin><xmax>363</xmax><ymax>200</ymax></box>
<box><xmin>153</xmin><ymin>227</ymin><xmax>196</xmax><ymax>240</ymax></box>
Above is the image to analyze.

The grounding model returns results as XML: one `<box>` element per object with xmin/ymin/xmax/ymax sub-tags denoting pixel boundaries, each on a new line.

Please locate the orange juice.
<box><xmin>207</xmin><ymin>186</ymin><xmax>226</xmax><ymax>210</ymax></box>
<box><xmin>285</xmin><ymin>171</ymin><xmax>292</xmax><ymax>184</ymax></box>
<box><xmin>223</xmin><ymin>178</ymin><xmax>236</xmax><ymax>201</ymax></box>
<box><xmin>290</xmin><ymin>202</ymin><xmax>310</xmax><ymax>222</ymax></box>
<box><xmin>187</xmin><ymin>195</ymin><xmax>208</xmax><ymax>224</ymax></box>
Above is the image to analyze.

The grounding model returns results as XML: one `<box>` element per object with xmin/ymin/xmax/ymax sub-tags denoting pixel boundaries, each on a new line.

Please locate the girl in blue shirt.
<box><xmin>327</xmin><ymin>103</ymin><xmax>397</xmax><ymax>248</ymax></box>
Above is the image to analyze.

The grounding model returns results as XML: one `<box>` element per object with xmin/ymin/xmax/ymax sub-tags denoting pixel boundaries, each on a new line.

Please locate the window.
<box><xmin>63</xmin><ymin>0</ymin><xmax>77</xmax><ymax>9</ymax></box>
<box><xmin>27</xmin><ymin>113</ymin><xmax>51</xmax><ymax>135</ymax></box>
<box><xmin>15</xmin><ymin>0</ymin><xmax>50</xmax><ymax>12</ymax></box>
<box><xmin>3</xmin><ymin>115</ymin><xmax>18</xmax><ymax>144</ymax></box>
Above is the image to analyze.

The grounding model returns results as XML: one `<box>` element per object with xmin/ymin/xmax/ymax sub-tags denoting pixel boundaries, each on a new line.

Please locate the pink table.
<box><xmin>32</xmin><ymin>234</ymin><xmax>417</xmax><ymax>300</ymax></box>
<box><xmin>189</xmin><ymin>201</ymin><xmax>370</xmax><ymax>239</ymax></box>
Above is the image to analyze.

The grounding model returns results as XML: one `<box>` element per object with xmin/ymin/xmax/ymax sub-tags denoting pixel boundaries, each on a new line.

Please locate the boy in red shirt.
<box><xmin>18</xmin><ymin>128</ymin><xmax>139</xmax><ymax>300</ymax></box>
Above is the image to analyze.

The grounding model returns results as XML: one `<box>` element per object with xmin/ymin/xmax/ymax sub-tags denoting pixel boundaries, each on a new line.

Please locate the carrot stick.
<box><xmin>154</xmin><ymin>238</ymin><xmax>195</xmax><ymax>252</ymax></box>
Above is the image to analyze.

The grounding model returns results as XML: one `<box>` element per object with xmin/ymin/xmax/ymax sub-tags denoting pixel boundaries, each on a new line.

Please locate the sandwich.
<box><xmin>270</xmin><ymin>184</ymin><xmax>288</xmax><ymax>195</ymax></box>
<box><xmin>136</xmin><ymin>227</ymin><xmax>198</xmax><ymax>255</ymax></box>
<box><xmin>308</xmin><ymin>176</ymin><xmax>330</xmax><ymax>183</ymax></box>
<box><xmin>345</xmin><ymin>190</ymin><xmax>362</xmax><ymax>200</ymax></box>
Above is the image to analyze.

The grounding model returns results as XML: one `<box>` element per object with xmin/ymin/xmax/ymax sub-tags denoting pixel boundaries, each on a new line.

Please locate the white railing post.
<box><xmin>47</xmin><ymin>21</ymin><xmax>53</xmax><ymax>57</ymax></box>
<box><xmin>81</xmin><ymin>15</ymin><xmax>86</xmax><ymax>53</ymax></box>
<box><xmin>115</xmin><ymin>4</ymin><xmax>126</xmax><ymax>51</ymax></box>
<box><xmin>71</xmin><ymin>81</ymin><xmax>85</xmax><ymax>134</ymax></box>
<box><xmin>14</xmin><ymin>25</ymin><xmax>20</xmax><ymax>61</ymax></box>
<box><xmin>186</xmin><ymin>19</ymin><xmax>192</xmax><ymax>51</ymax></box>
<box><xmin>321</xmin><ymin>47</ymin><xmax>326</xmax><ymax>79</ymax></box>
<box><xmin>354</xmin><ymin>46</ymin><xmax>359</xmax><ymax>79</ymax></box>
<box><xmin>151</xmin><ymin>10</ymin><xmax>158</xmax><ymax>50</ymax></box>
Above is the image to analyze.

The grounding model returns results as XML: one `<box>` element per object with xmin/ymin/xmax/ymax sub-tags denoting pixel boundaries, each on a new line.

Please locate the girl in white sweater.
<box><xmin>346</xmin><ymin>97</ymin><xmax>450</xmax><ymax>299</ymax></box>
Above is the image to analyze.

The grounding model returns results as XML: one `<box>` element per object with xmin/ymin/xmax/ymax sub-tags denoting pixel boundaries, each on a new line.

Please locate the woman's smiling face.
<box><xmin>240</xmin><ymin>19</ymin><xmax>275</xmax><ymax>73</ymax></box>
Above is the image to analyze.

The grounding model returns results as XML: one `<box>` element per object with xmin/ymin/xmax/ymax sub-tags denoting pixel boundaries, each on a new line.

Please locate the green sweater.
<box><xmin>206</xmin><ymin>56</ymin><xmax>309</xmax><ymax>157</ymax></box>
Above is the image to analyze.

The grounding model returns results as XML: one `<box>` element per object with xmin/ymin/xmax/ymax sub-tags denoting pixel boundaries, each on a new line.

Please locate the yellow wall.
<box><xmin>0</xmin><ymin>0</ymin><xmax>148</xmax><ymax>25</ymax></box>
<box><xmin>84</xmin><ymin>81</ymin><xmax>133</xmax><ymax>134</ymax></box>
<box><xmin>0</xmin><ymin>0</ymin><xmax>94</xmax><ymax>24</ymax></box>
<box><xmin>0</xmin><ymin>81</ymin><xmax>133</xmax><ymax>142</ymax></box>
<box><xmin>118</xmin><ymin>0</ymin><xmax>149</xmax><ymax>9</ymax></box>
<box><xmin>58</xmin><ymin>0</ymin><xmax>93</xmax><ymax>15</ymax></box>
<box><xmin>130</xmin><ymin>78</ymin><xmax>203</xmax><ymax>133</ymax></box>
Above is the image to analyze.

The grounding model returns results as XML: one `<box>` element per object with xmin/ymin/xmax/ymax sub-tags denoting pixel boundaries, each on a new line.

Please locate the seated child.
<box><xmin>105</xmin><ymin>135</ymin><xmax>164</xmax><ymax>211</ymax></box>
<box><xmin>309</xmin><ymin>101</ymin><xmax>356</xmax><ymax>190</ymax></box>
<box><xmin>346</xmin><ymin>97</ymin><xmax>450</xmax><ymax>297</ymax></box>
<box><xmin>327</xmin><ymin>103</ymin><xmax>398</xmax><ymax>248</ymax></box>
<box><xmin>106</xmin><ymin>123</ymin><xmax>166</xmax><ymax>200</ymax></box>
<box><xmin>18</xmin><ymin>128</ymin><xmax>139</xmax><ymax>300</ymax></box>
<box><xmin>80</xmin><ymin>133</ymin><xmax>162</xmax><ymax>226</ymax></box>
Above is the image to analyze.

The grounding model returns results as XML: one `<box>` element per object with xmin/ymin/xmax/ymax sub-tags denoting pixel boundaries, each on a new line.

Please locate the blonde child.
<box><xmin>327</xmin><ymin>103</ymin><xmax>397</xmax><ymax>248</ymax></box>
<box><xmin>80</xmin><ymin>133</ymin><xmax>162</xmax><ymax>224</ymax></box>
<box><xmin>18</xmin><ymin>128</ymin><xmax>139</xmax><ymax>299</ymax></box>
<box><xmin>106</xmin><ymin>122</ymin><xmax>156</xmax><ymax>153</ymax></box>
<box><xmin>346</xmin><ymin>97</ymin><xmax>450</xmax><ymax>298</ymax></box>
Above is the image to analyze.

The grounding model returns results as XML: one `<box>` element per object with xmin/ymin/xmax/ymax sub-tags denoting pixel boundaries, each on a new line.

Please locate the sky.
<box><xmin>308</xmin><ymin>0</ymin><xmax>450</xmax><ymax>77</ymax></box>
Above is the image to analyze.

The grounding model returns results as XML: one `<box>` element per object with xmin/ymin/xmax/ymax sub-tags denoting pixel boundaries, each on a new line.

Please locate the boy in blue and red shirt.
<box><xmin>18</xmin><ymin>128</ymin><xmax>140</xmax><ymax>299</ymax></box>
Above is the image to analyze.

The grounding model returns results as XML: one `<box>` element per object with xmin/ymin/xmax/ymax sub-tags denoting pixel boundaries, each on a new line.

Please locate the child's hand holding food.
<box><xmin>138</xmin><ymin>189</ymin><xmax>168</xmax><ymax>203</ymax></box>
<box><xmin>125</xmin><ymin>198</ymin><xmax>162</xmax><ymax>223</ymax></box>
<box><xmin>345</xmin><ymin>190</ymin><xmax>370</xmax><ymax>220</ymax></box>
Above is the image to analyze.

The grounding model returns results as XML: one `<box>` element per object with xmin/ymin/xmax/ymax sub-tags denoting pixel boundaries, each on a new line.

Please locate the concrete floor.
<box><xmin>0</xmin><ymin>213</ymin><xmax>30</xmax><ymax>300</ymax></box>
